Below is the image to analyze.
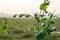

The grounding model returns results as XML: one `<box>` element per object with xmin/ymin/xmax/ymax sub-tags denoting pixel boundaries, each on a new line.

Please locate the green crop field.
<box><xmin>0</xmin><ymin>18</ymin><xmax>60</xmax><ymax>40</ymax></box>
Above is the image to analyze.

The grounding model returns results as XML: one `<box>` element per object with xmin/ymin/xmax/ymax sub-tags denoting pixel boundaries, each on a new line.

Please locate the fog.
<box><xmin>0</xmin><ymin>0</ymin><xmax>60</xmax><ymax>17</ymax></box>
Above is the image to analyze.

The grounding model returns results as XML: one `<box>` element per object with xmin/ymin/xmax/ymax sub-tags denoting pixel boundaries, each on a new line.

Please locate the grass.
<box><xmin>0</xmin><ymin>18</ymin><xmax>60</xmax><ymax>40</ymax></box>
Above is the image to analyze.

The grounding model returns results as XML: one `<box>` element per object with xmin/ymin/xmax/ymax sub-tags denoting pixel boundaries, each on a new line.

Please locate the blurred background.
<box><xmin>0</xmin><ymin>0</ymin><xmax>60</xmax><ymax>40</ymax></box>
<box><xmin>0</xmin><ymin>0</ymin><xmax>60</xmax><ymax>17</ymax></box>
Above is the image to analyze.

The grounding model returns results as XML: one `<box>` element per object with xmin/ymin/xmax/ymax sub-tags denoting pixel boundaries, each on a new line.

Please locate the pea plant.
<box><xmin>0</xmin><ymin>18</ymin><xmax>8</xmax><ymax>33</ymax></box>
<box><xmin>13</xmin><ymin>0</ymin><xmax>56</xmax><ymax>40</ymax></box>
<box><xmin>0</xmin><ymin>0</ymin><xmax>57</xmax><ymax>40</ymax></box>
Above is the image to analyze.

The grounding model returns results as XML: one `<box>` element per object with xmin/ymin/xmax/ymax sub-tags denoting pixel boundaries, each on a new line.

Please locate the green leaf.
<box><xmin>35</xmin><ymin>32</ymin><xmax>44</xmax><ymax>40</ymax></box>
<box><xmin>2</xmin><ymin>28</ymin><xmax>8</xmax><ymax>33</ymax></box>
<box><xmin>43</xmin><ymin>18</ymin><xmax>47</xmax><ymax>20</ymax></box>
<box><xmin>19</xmin><ymin>14</ymin><xmax>25</xmax><ymax>17</ymax></box>
<box><xmin>41</xmin><ymin>18</ymin><xmax>47</xmax><ymax>23</ymax></box>
<box><xmin>44</xmin><ymin>27</ymin><xmax>51</xmax><ymax>36</ymax></box>
<box><xmin>3</xmin><ymin>25</ymin><xmax>7</xmax><ymax>29</ymax></box>
<box><xmin>44</xmin><ymin>0</ymin><xmax>50</xmax><ymax>5</ymax></box>
<box><xmin>2</xmin><ymin>25</ymin><xmax>8</xmax><ymax>33</ymax></box>
<box><xmin>46</xmin><ymin>28</ymin><xmax>51</xmax><ymax>35</ymax></box>
<box><xmin>40</xmin><ymin>3</ymin><xmax>47</xmax><ymax>10</ymax></box>
<box><xmin>25</xmin><ymin>14</ymin><xmax>31</xmax><ymax>17</ymax></box>
<box><xmin>50</xmin><ymin>14</ymin><xmax>53</xmax><ymax>19</ymax></box>
<box><xmin>48</xmin><ymin>13</ymin><xmax>53</xmax><ymax>19</ymax></box>
<box><xmin>50</xmin><ymin>21</ymin><xmax>55</xmax><ymax>24</ymax></box>
<box><xmin>48</xmin><ymin>13</ymin><xmax>51</xmax><ymax>16</ymax></box>
<box><xmin>35</xmin><ymin>17</ymin><xmax>40</xmax><ymax>22</ymax></box>
<box><xmin>13</xmin><ymin>14</ymin><xmax>17</xmax><ymax>18</ymax></box>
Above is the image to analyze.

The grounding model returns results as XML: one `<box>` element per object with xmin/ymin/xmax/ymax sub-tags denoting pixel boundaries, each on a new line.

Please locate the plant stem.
<box><xmin>37</xmin><ymin>21</ymin><xmax>40</xmax><ymax>34</ymax></box>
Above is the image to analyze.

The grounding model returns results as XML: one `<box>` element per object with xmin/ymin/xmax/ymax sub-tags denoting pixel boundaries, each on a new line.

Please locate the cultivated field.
<box><xmin>0</xmin><ymin>18</ymin><xmax>60</xmax><ymax>40</ymax></box>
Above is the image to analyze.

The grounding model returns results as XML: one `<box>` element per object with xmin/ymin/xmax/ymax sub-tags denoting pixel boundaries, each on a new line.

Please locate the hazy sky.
<box><xmin>0</xmin><ymin>0</ymin><xmax>60</xmax><ymax>15</ymax></box>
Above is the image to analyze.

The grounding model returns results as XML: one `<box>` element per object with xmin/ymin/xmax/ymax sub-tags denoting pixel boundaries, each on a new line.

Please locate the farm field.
<box><xmin>0</xmin><ymin>18</ymin><xmax>60</xmax><ymax>40</ymax></box>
